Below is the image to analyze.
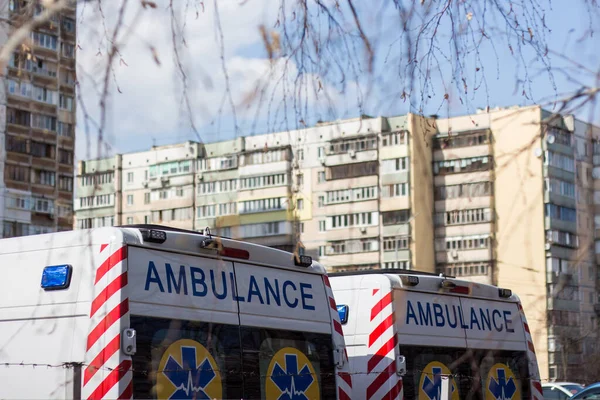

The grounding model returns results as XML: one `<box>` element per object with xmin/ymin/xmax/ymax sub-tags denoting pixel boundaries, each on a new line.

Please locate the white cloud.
<box><xmin>75</xmin><ymin>0</ymin><xmax>282</xmax><ymax>160</ymax></box>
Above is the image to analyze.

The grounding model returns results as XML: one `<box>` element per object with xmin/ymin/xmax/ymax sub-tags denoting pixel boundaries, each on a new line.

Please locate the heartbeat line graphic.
<box><xmin>271</xmin><ymin>353</ymin><xmax>314</xmax><ymax>400</ymax></box>
<box><xmin>163</xmin><ymin>346</ymin><xmax>216</xmax><ymax>399</ymax></box>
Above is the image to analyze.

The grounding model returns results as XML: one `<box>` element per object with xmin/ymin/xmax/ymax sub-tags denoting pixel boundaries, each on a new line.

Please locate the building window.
<box><xmin>58</xmin><ymin>175</ymin><xmax>73</xmax><ymax>192</ymax></box>
<box><xmin>435</xmin><ymin>235</ymin><xmax>491</xmax><ymax>252</ymax></box>
<box><xmin>381</xmin><ymin>158</ymin><xmax>408</xmax><ymax>174</ymax></box>
<box><xmin>297</xmin><ymin>199</ymin><xmax>304</xmax><ymax>210</ymax></box>
<box><xmin>319</xmin><ymin>220</ymin><xmax>326</xmax><ymax>232</ymax></box>
<box><xmin>433</xmin><ymin>156</ymin><xmax>492</xmax><ymax>175</ymax></box>
<box><xmin>434</xmin><ymin>181</ymin><xmax>493</xmax><ymax>200</ymax></box>
<box><xmin>59</xmin><ymin>94</ymin><xmax>73</xmax><ymax>111</ymax></box>
<box><xmin>382</xmin><ymin>183</ymin><xmax>408</xmax><ymax>198</ymax></box>
<box><xmin>297</xmin><ymin>150</ymin><xmax>304</xmax><ymax>161</ymax></box>
<box><xmin>329</xmin><ymin>212</ymin><xmax>378</xmax><ymax>229</ymax></box>
<box><xmin>317</xmin><ymin>171</ymin><xmax>326</xmax><ymax>183</ymax></box>
<box><xmin>544</xmin><ymin>178</ymin><xmax>576</xmax><ymax>198</ymax></box>
<box><xmin>218</xmin><ymin>202</ymin><xmax>237</xmax><ymax>216</ymax></box>
<box><xmin>300</xmin><ymin>223</ymin><xmax>304</xmax><ymax>233</ymax></box>
<box><xmin>382</xmin><ymin>131</ymin><xmax>408</xmax><ymax>147</ymax></box>
<box><xmin>432</xmin><ymin>131</ymin><xmax>489</xmax><ymax>149</ymax></box>
<box><xmin>383</xmin><ymin>237</ymin><xmax>410</xmax><ymax>251</ymax></box>
<box><xmin>318</xmin><ymin>196</ymin><xmax>325</xmax><ymax>207</ymax></box>
<box><xmin>5</xmin><ymin>135</ymin><xmax>28</xmax><ymax>154</ymax></box>
<box><xmin>6</xmin><ymin>164</ymin><xmax>30</xmax><ymax>182</ymax></box>
<box><xmin>240</xmin><ymin>174</ymin><xmax>285</xmax><ymax>190</ymax></box>
<box><xmin>442</xmin><ymin>262</ymin><xmax>489</xmax><ymax>277</ymax></box>
<box><xmin>544</xmin><ymin>151</ymin><xmax>575</xmax><ymax>173</ymax></box>
<box><xmin>127</xmin><ymin>217</ymin><xmax>134</xmax><ymax>224</ymax></box>
<box><xmin>318</xmin><ymin>147</ymin><xmax>325</xmax><ymax>157</ymax></box>
<box><xmin>296</xmin><ymin>174</ymin><xmax>304</xmax><ymax>186</ymax></box>
<box><xmin>318</xmin><ymin>246</ymin><xmax>326</xmax><ymax>257</ymax></box>
<box><xmin>382</xmin><ymin>210</ymin><xmax>410</xmax><ymax>226</ymax></box>
<box><xmin>326</xmin><ymin>238</ymin><xmax>379</xmax><ymax>255</ymax></box>
<box><xmin>127</xmin><ymin>195</ymin><xmax>133</xmax><ymax>206</ymax></box>
<box><xmin>329</xmin><ymin>136</ymin><xmax>377</xmax><ymax>155</ymax></box>
<box><xmin>58</xmin><ymin>149</ymin><xmax>73</xmax><ymax>165</ymax></box>
<box><xmin>197</xmin><ymin>205</ymin><xmax>216</xmax><ymax>218</ymax></box>
<box><xmin>328</xmin><ymin>161</ymin><xmax>378</xmax><ymax>180</ymax></box>
<box><xmin>57</xmin><ymin>122</ymin><xmax>73</xmax><ymax>137</ymax></box>
<box><xmin>34</xmin><ymin>170</ymin><xmax>55</xmax><ymax>186</ymax></box>
<box><xmin>32</xmin><ymin>32</ymin><xmax>58</xmax><ymax>50</ymax></box>
<box><xmin>144</xmin><ymin>193</ymin><xmax>150</xmax><ymax>204</ymax></box>
<box><xmin>149</xmin><ymin>160</ymin><xmax>192</xmax><ymax>177</ymax></box>
<box><xmin>546</xmin><ymin>230</ymin><xmax>578</xmax><ymax>248</ymax></box>
<box><xmin>383</xmin><ymin>261</ymin><xmax>411</xmax><ymax>270</ymax></box>
<box><xmin>545</xmin><ymin>204</ymin><xmax>577</xmax><ymax>222</ymax></box>
<box><xmin>326</xmin><ymin>186</ymin><xmax>377</xmax><ymax>204</ymax></box>
<box><xmin>434</xmin><ymin>208</ymin><xmax>493</xmax><ymax>226</ymax></box>
<box><xmin>239</xmin><ymin>197</ymin><xmax>286</xmax><ymax>214</ymax></box>
<box><xmin>30</xmin><ymin>141</ymin><xmax>55</xmax><ymax>158</ymax></box>
<box><xmin>61</xmin><ymin>43</ymin><xmax>75</xmax><ymax>58</ymax></box>
<box><xmin>239</xmin><ymin>221</ymin><xmax>288</xmax><ymax>238</ymax></box>
<box><xmin>127</xmin><ymin>172</ymin><xmax>134</xmax><ymax>183</ymax></box>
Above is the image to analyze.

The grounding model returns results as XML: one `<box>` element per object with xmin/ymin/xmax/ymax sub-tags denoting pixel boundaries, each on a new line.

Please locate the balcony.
<box><xmin>325</xmin><ymin>149</ymin><xmax>378</xmax><ymax>167</ymax></box>
<box><xmin>547</xmin><ymin>297</ymin><xmax>580</xmax><ymax>312</ymax></box>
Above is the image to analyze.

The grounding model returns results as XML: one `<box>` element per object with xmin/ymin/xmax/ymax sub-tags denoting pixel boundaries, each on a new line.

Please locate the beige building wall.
<box><xmin>409</xmin><ymin>114</ymin><xmax>436</xmax><ymax>273</ymax></box>
<box><xmin>492</xmin><ymin>106</ymin><xmax>549</xmax><ymax>379</ymax></box>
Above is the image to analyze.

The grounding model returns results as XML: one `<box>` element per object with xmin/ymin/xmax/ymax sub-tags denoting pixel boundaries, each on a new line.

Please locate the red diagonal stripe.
<box><xmin>323</xmin><ymin>275</ymin><xmax>331</xmax><ymax>287</ymax></box>
<box><xmin>91</xmin><ymin>273</ymin><xmax>128</xmax><ymax>318</ymax></box>
<box><xmin>87</xmin><ymin>299</ymin><xmax>129</xmax><ymax>351</ymax></box>
<box><xmin>367</xmin><ymin>361</ymin><xmax>396</xmax><ymax>400</ymax></box>
<box><xmin>339</xmin><ymin>372</ymin><xmax>352</xmax><ymax>387</ymax></box>
<box><xmin>369</xmin><ymin>313</ymin><xmax>394</xmax><ymax>346</ymax></box>
<box><xmin>533</xmin><ymin>381</ymin><xmax>543</xmax><ymax>394</ymax></box>
<box><xmin>100</xmin><ymin>243</ymin><xmax>109</xmax><ymax>252</ymax></box>
<box><xmin>382</xmin><ymin>380</ymin><xmax>403</xmax><ymax>400</ymax></box>
<box><xmin>84</xmin><ymin>334</ymin><xmax>121</xmax><ymax>385</ymax></box>
<box><xmin>528</xmin><ymin>341</ymin><xmax>536</xmax><ymax>353</ymax></box>
<box><xmin>523</xmin><ymin>322</ymin><xmax>530</xmax><ymax>333</ymax></box>
<box><xmin>371</xmin><ymin>292</ymin><xmax>392</xmax><ymax>321</ymax></box>
<box><xmin>373</xmin><ymin>288</ymin><xmax>379</xmax><ymax>295</ymax></box>
<box><xmin>368</xmin><ymin>335</ymin><xmax>397</xmax><ymax>373</ymax></box>
<box><xmin>338</xmin><ymin>388</ymin><xmax>351</xmax><ymax>400</ymax></box>
<box><xmin>329</xmin><ymin>296</ymin><xmax>337</xmax><ymax>311</ymax></box>
<box><xmin>333</xmin><ymin>320</ymin><xmax>343</xmax><ymax>336</ymax></box>
<box><xmin>117</xmin><ymin>380</ymin><xmax>133</xmax><ymax>400</ymax></box>
<box><xmin>87</xmin><ymin>360</ymin><xmax>131</xmax><ymax>400</ymax></box>
<box><xmin>95</xmin><ymin>247</ymin><xmax>127</xmax><ymax>284</ymax></box>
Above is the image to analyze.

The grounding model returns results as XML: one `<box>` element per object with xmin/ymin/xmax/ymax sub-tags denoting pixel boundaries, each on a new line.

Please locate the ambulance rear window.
<box><xmin>401</xmin><ymin>345</ymin><xmax>530</xmax><ymax>400</ymax></box>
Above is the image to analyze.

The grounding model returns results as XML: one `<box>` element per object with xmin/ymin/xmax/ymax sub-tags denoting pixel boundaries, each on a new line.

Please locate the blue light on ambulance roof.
<box><xmin>337</xmin><ymin>304</ymin><xmax>349</xmax><ymax>325</ymax></box>
<box><xmin>41</xmin><ymin>265</ymin><xmax>73</xmax><ymax>290</ymax></box>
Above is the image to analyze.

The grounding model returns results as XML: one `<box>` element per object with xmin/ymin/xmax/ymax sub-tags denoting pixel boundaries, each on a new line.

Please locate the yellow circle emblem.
<box><xmin>265</xmin><ymin>347</ymin><xmax>320</xmax><ymax>400</ymax></box>
<box><xmin>485</xmin><ymin>363</ymin><xmax>522</xmax><ymax>400</ymax></box>
<box><xmin>156</xmin><ymin>339</ymin><xmax>222</xmax><ymax>400</ymax></box>
<box><xmin>418</xmin><ymin>361</ymin><xmax>460</xmax><ymax>400</ymax></box>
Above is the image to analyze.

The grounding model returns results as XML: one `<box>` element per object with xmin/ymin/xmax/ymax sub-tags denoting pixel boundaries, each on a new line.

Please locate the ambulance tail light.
<box><xmin>140</xmin><ymin>228</ymin><xmax>167</xmax><ymax>244</ymax></box>
<box><xmin>400</xmin><ymin>275</ymin><xmax>420</xmax><ymax>287</ymax></box>
<box><xmin>440</xmin><ymin>280</ymin><xmax>470</xmax><ymax>295</ymax></box>
<box><xmin>219</xmin><ymin>247</ymin><xmax>250</xmax><ymax>260</ymax></box>
<box><xmin>499</xmin><ymin>288</ymin><xmax>513</xmax><ymax>298</ymax></box>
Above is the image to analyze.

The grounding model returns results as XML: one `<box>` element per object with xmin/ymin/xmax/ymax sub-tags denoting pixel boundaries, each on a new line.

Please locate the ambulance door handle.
<box><xmin>396</xmin><ymin>355</ymin><xmax>406</xmax><ymax>376</ymax></box>
<box><xmin>333</xmin><ymin>347</ymin><xmax>345</xmax><ymax>368</ymax></box>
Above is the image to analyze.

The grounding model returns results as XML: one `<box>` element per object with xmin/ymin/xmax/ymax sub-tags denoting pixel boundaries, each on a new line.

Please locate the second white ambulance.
<box><xmin>330</xmin><ymin>269</ymin><xmax>543</xmax><ymax>400</ymax></box>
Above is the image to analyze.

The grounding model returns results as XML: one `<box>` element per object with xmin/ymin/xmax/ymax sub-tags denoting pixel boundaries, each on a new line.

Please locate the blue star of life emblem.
<box><xmin>489</xmin><ymin>368</ymin><xmax>517</xmax><ymax>400</ymax></box>
<box><xmin>162</xmin><ymin>345</ymin><xmax>216</xmax><ymax>399</ymax></box>
<box><xmin>270</xmin><ymin>353</ymin><xmax>314</xmax><ymax>400</ymax></box>
<box><xmin>422</xmin><ymin>367</ymin><xmax>456</xmax><ymax>400</ymax></box>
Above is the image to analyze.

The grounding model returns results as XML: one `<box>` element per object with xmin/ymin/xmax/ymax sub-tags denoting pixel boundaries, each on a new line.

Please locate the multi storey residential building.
<box><xmin>74</xmin><ymin>105</ymin><xmax>600</xmax><ymax>382</ymax></box>
<box><xmin>0</xmin><ymin>1</ymin><xmax>77</xmax><ymax>238</ymax></box>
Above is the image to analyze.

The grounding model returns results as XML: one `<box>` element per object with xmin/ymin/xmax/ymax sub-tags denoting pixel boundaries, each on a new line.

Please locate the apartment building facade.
<box><xmin>74</xmin><ymin>106</ymin><xmax>600</xmax><ymax>382</ymax></box>
<box><xmin>0</xmin><ymin>1</ymin><xmax>77</xmax><ymax>238</ymax></box>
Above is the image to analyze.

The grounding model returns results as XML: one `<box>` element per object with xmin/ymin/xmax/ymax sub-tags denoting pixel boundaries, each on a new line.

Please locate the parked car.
<box><xmin>543</xmin><ymin>382</ymin><xmax>585</xmax><ymax>399</ymax></box>
<box><xmin>571</xmin><ymin>382</ymin><xmax>600</xmax><ymax>399</ymax></box>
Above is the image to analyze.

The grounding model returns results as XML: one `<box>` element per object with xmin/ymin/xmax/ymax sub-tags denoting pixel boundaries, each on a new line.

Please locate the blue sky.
<box><xmin>75</xmin><ymin>0</ymin><xmax>599</xmax><ymax>160</ymax></box>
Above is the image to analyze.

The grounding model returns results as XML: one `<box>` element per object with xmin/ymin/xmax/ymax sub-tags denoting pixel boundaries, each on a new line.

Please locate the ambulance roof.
<box><xmin>0</xmin><ymin>225</ymin><xmax>326</xmax><ymax>274</ymax></box>
<box><xmin>330</xmin><ymin>269</ymin><xmax>520</xmax><ymax>303</ymax></box>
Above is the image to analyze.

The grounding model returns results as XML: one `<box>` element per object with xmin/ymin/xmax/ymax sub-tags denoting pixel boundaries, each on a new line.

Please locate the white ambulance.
<box><xmin>330</xmin><ymin>270</ymin><xmax>543</xmax><ymax>400</ymax></box>
<box><xmin>0</xmin><ymin>225</ymin><xmax>352</xmax><ymax>400</ymax></box>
